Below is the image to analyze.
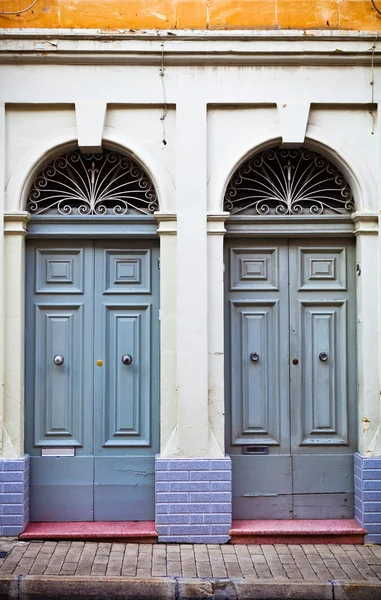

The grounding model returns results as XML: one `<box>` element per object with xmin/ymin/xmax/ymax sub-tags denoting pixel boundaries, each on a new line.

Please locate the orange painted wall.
<box><xmin>0</xmin><ymin>0</ymin><xmax>380</xmax><ymax>30</ymax></box>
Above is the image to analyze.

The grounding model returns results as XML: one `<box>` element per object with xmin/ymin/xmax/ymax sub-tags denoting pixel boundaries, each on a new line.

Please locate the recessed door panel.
<box><xmin>230</xmin><ymin>300</ymin><xmax>281</xmax><ymax>445</ymax></box>
<box><xmin>34</xmin><ymin>304</ymin><xmax>84</xmax><ymax>446</ymax></box>
<box><xmin>297</xmin><ymin>301</ymin><xmax>349</xmax><ymax>446</ymax></box>
<box><xmin>35</xmin><ymin>249</ymin><xmax>84</xmax><ymax>294</ymax></box>
<box><xmin>102</xmin><ymin>305</ymin><xmax>151</xmax><ymax>447</ymax></box>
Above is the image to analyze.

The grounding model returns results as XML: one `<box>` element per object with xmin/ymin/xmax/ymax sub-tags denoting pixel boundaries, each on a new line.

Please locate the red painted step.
<box><xmin>20</xmin><ymin>521</ymin><xmax>157</xmax><ymax>543</ymax></box>
<box><xmin>229</xmin><ymin>519</ymin><xmax>366</xmax><ymax>545</ymax></box>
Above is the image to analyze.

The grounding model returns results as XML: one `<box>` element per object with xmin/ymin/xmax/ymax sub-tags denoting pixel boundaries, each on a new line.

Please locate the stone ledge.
<box><xmin>0</xmin><ymin>575</ymin><xmax>379</xmax><ymax>600</ymax></box>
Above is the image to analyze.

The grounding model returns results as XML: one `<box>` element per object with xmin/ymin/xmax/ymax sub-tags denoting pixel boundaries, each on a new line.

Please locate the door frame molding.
<box><xmin>3</xmin><ymin>209</ymin><xmax>178</xmax><ymax>462</ymax></box>
<box><xmin>220</xmin><ymin>209</ymin><xmax>379</xmax><ymax>459</ymax></box>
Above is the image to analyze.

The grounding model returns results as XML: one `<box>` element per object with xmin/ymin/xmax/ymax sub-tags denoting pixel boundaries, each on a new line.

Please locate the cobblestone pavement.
<box><xmin>0</xmin><ymin>540</ymin><xmax>380</xmax><ymax>581</ymax></box>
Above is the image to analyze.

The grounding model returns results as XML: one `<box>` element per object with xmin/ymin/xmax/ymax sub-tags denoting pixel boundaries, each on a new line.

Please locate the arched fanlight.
<box><xmin>27</xmin><ymin>149</ymin><xmax>159</xmax><ymax>216</ymax></box>
<box><xmin>224</xmin><ymin>147</ymin><xmax>354</xmax><ymax>216</ymax></box>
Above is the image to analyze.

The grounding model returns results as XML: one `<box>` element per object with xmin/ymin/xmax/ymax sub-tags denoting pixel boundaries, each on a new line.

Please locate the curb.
<box><xmin>0</xmin><ymin>575</ymin><xmax>379</xmax><ymax>599</ymax></box>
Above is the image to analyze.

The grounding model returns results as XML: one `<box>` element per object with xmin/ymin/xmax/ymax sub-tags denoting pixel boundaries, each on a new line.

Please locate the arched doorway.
<box><xmin>224</xmin><ymin>147</ymin><xmax>357</xmax><ymax>519</ymax></box>
<box><xmin>24</xmin><ymin>148</ymin><xmax>160</xmax><ymax>521</ymax></box>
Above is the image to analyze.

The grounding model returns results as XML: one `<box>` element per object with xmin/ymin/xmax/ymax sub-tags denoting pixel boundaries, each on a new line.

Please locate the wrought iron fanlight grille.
<box><xmin>224</xmin><ymin>147</ymin><xmax>354</xmax><ymax>216</ymax></box>
<box><xmin>27</xmin><ymin>149</ymin><xmax>159</xmax><ymax>216</ymax></box>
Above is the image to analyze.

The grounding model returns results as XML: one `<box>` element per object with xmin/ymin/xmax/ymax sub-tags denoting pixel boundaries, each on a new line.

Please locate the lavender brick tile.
<box><xmin>157</xmin><ymin>514</ymin><xmax>189</xmax><ymax>525</ymax></box>
<box><xmin>169</xmin><ymin>482</ymin><xmax>210</xmax><ymax>492</ymax></box>
<box><xmin>363</xmin><ymin>513</ymin><xmax>381</xmax><ymax>523</ymax></box>
<box><xmin>211</xmin><ymin>460</ymin><xmax>231</xmax><ymax>470</ymax></box>
<box><xmin>0</xmin><ymin>494</ymin><xmax>23</xmax><ymax>504</ymax></box>
<box><xmin>0</xmin><ymin>515</ymin><xmax>23</xmax><ymax>526</ymax></box>
<box><xmin>156</xmin><ymin>482</ymin><xmax>169</xmax><ymax>492</ymax></box>
<box><xmin>189</xmin><ymin>536</ymin><xmax>230</xmax><ymax>544</ymax></box>
<box><xmin>156</xmin><ymin>504</ymin><xmax>169</xmax><ymax>514</ymax></box>
<box><xmin>364</xmin><ymin>480</ymin><xmax>381</xmax><ymax>490</ymax></box>
<box><xmin>210</xmin><ymin>503</ymin><xmax>231</xmax><ymax>513</ymax></box>
<box><xmin>169</xmin><ymin>503</ymin><xmax>211</xmax><ymax>514</ymax></box>
<box><xmin>190</xmin><ymin>470</ymin><xmax>231</xmax><ymax>481</ymax></box>
<box><xmin>156</xmin><ymin>493</ymin><xmax>189</xmax><ymax>503</ymax></box>
<box><xmin>158</xmin><ymin>536</ymin><xmax>191</xmax><ymax>543</ymax></box>
<box><xmin>361</xmin><ymin>524</ymin><xmax>381</xmax><ymax>534</ymax></box>
<box><xmin>0</xmin><ymin>527</ymin><xmax>3</xmax><ymax>535</ymax></box>
<box><xmin>190</xmin><ymin>515</ymin><xmax>203</xmax><ymax>524</ymax></box>
<box><xmin>362</xmin><ymin>459</ymin><xmax>381</xmax><ymax>469</ymax></box>
<box><xmin>0</xmin><ymin>463</ymin><xmax>3</xmax><ymax>471</ymax></box>
<box><xmin>354</xmin><ymin>475</ymin><xmax>363</xmax><ymax>489</ymax></box>
<box><xmin>3</xmin><ymin>483</ymin><xmax>24</xmax><ymax>493</ymax></box>
<box><xmin>211</xmin><ymin>482</ymin><xmax>231</xmax><ymax>492</ymax></box>
<box><xmin>156</xmin><ymin>525</ymin><xmax>169</xmax><ymax>535</ymax></box>
<box><xmin>363</xmin><ymin>491</ymin><xmax>381</xmax><ymax>501</ymax></box>
<box><xmin>156</xmin><ymin>471</ymin><xmax>189</xmax><ymax>482</ymax></box>
<box><xmin>365</xmin><ymin>534</ymin><xmax>381</xmax><ymax>544</ymax></box>
<box><xmin>354</xmin><ymin>454</ymin><xmax>363</xmax><ymax>467</ymax></box>
<box><xmin>155</xmin><ymin>460</ymin><xmax>170</xmax><ymax>471</ymax></box>
<box><xmin>190</xmin><ymin>492</ymin><xmax>231</xmax><ymax>503</ymax></box>
<box><xmin>3</xmin><ymin>504</ymin><xmax>23</xmax><ymax>515</ymax></box>
<box><xmin>3</xmin><ymin>526</ymin><xmax>23</xmax><ymax>535</ymax></box>
<box><xmin>362</xmin><ymin>470</ymin><xmax>381</xmax><ymax>480</ymax></box>
<box><xmin>211</xmin><ymin>525</ymin><xmax>230</xmax><ymax>534</ymax></box>
<box><xmin>169</xmin><ymin>460</ymin><xmax>211</xmax><ymax>471</ymax></box>
<box><xmin>169</xmin><ymin>525</ymin><xmax>212</xmax><ymax>535</ymax></box>
<box><xmin>354</xmin><ymin>465</ymin><xmax>361</xmax><ymax>478</ymax></box>
<box><xmin>3</xmin><ymin>459</ymin><xmax>28</xmax><ymax>471</ymax></box>
<box><xmin>364</xmin><ymin>502</ymin><xmax>381</xmax><ymax>512</ymax></box>
<box><xmin>0</xmin><ymin>472</ymin><xmax>23</xmax><ymax>482</ymax></box>
<box><xmin>204</xmin><ymin>513</ymin><xmax>232</xmax><ymax>524</ymax></box>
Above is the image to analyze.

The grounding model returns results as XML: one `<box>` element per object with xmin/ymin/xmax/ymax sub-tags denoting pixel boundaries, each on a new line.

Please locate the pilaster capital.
<box><xmin>207</xmin><ymin>212</ymin><xmax>230</xmax><ymax>235</ymax></box>
<box><xmin>154</xmin><ymin>212</ymin><xmax>177</xmax><ymax>236</ymax></box>
<box><xmin>352</xmin><ymin>211</ymin><xmax>379</xmax><ymax>236</ymax></box>
<box><xmin>4</xmin><ymin>212</ymin><xmax>30</xmax><ymax>236</ymax></box>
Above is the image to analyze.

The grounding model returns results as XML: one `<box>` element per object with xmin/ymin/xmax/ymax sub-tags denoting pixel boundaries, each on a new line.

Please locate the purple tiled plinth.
<box><xmin>354</xmin><ymin>452</ymin><xmax>381</xmax><ymax>543</ymax></box>
<box><xmin>155</xmin><ymin>456</ymin><xmax>232</xmax><ymax>543</ymax></box>
<box><xmin>0</xmin><ymin>455</ymin><xmax>29</xmax><ymax>536</ymax></box>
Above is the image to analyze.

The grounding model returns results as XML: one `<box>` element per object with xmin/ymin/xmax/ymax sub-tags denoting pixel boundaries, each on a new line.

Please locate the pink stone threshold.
<box><xmin>20</xmin><ymin>521</ymin><xmax>158</xmax><ymax>543</ymax></box>
<box><xmin>229</xmin><ymin>519</ymin><xmax>366</xmax><ymax>545</ymax></box>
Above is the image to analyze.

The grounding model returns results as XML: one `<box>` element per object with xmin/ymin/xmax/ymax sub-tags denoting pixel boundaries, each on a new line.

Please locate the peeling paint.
<box><xmin>0</xmin><ymin>0</ymin><xmax>380</xmax><ymax>30</ymax></box>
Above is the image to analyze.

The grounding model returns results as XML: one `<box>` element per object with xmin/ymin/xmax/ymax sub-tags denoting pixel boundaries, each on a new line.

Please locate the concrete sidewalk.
<box><xmin>0</xmin><ymin>540</ymin><xmax>381</xmax><ymax>598</ymax></box>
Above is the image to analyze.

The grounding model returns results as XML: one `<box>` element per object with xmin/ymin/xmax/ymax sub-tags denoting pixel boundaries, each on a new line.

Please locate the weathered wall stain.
<box><xmin>1</xmin><ymin>0</ymin><xmax>381</xmax><ymax>30</ymax></box>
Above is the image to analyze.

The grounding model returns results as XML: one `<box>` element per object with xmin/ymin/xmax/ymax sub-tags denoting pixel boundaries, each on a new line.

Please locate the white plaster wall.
<box><xmin>0</xmin><ymin>40</ymin><xmax>380</xmax><ymax>459</ymax></box>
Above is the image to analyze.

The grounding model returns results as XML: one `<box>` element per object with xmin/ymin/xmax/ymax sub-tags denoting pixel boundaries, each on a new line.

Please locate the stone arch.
<box><xmin>215</xmin><ymin>127</ymin><xmax>376</xmax><ymax>215</ymax></box>
<box><xmin>6</xmin><ymin>126</ymin><xmax>173</xmax><ymax>214</ymax></box>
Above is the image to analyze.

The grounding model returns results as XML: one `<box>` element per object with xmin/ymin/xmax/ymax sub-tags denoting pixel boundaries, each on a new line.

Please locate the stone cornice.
<box><xmin>0</xmin><ymin>29</ymin><xmax>381</xmax><ymax>66</ymax></box>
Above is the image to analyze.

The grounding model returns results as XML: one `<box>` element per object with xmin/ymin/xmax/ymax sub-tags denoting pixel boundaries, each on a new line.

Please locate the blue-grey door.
<box><xmin>25</xmin><ymin>239</ymin><xmax>160</xmax><ymax>521</ymax></box>
<box><xmin>225</xmin><ymin>238</ymin><xmax>356</xmax><ymax>519</ymax></box>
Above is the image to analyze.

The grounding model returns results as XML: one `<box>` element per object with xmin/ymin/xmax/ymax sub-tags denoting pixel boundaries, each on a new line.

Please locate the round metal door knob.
<box><xmin>121</xmin><ymin>354</ymin><xmax>133</xmax><ymax>365</ymax></box>
<box><xmin>319</xmin><ymin>352</ymin><xmax>328</xmax><ymax>362</ymax></box>
<box><xmin>250</xmin><ymin>352</ymin><xmax>260</xmax><ymax>362</ymax></box>
<box><xmin>53</xmin><ymin>354</ymin><xmax>64</xmax><ymax>366</ymax></box>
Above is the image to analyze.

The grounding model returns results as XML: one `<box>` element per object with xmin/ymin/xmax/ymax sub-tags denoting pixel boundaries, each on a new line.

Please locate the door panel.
<box><xmin>102</xmin><ymin>305</ymin><xmax>152</xmax><ymax>447</ymax></box>
<box><xmin>226</xmin><ymin>237</ymin><xmax>356</xmax><ymax>519</ymax></box>
<box><xmin>230</xmin><ymin>301</ymin><xmax>282</xmax><ymax>446</ymax></box>
<box><xmin>231</xmin><ymin>456</ymin><xmax>292</xmax><ymax>519</ymax></box>
<box><xmin>34</xmin><ymin>304</ymin><xmax>84</xmax><ymax>447</ymax></box>
<box><xmin>296</xmin><ymin>301</ymin><xmax>349</xmax><ymax>446</ymax></box>
<box><xmin>29</xmin><ymin>457</ymin><xmax>93</xmax><ymax>522</ymax></box>
<box><xmin>94</xmin><ymin>457</ymin><xmax>155</xmax><ymax>521</ymax></box>
<box><xmin>290</xmin><ymin>240</ymin><xmax>356</xmax><ymax>457</ymax></box>
<box><xmin>26</xmin><ymin>238</ymin><xmax>159</xmax><ymax>522</ymax></box>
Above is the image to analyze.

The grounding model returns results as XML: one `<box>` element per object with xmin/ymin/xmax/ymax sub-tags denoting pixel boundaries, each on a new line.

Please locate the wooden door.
<box><xmin>25</xmin><ymin>239</ymin><xmax>160</xmax><ymax>521</ymax></box>
<box><xmin>226</xmin><ymin>238</ymin><xmax>356</xmax><ymax>519</ymax></box>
